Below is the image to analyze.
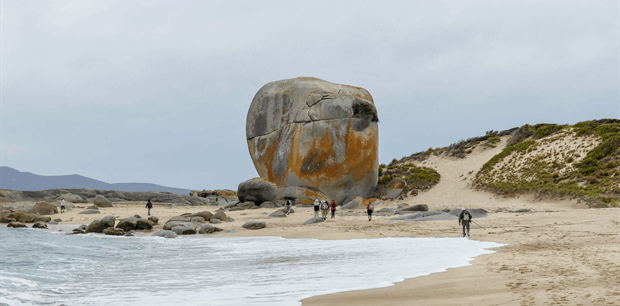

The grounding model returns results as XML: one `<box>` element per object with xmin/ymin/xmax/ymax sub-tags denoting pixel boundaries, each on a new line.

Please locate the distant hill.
<box><xmin>0</xmin><ymin>167</ymin><xmax>192</xmax><ymax>195</ymax></box>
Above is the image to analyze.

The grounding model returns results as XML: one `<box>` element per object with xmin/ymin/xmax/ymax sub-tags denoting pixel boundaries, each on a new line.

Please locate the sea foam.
<box><xmin>0</xmin><ymin>227</ymin><xmax>504</xmax><ymax>305</ymax></box>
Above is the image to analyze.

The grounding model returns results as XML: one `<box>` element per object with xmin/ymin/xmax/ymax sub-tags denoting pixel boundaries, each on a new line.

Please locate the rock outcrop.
<box><xmin>246</xmin><ymin>77</ymin><xmax>379</xmax><ymax>204</ymax></box>
<box><xmin>85</xmin><ymin>215</ymin><xmax>116</xmax><ymax>233</ymax></box>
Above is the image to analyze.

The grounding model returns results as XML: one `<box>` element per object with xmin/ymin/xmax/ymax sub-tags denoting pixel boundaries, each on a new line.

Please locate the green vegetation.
<box><xmin>475</xmin><ymin>119</ymin><xmax>620</xmax><ymax>207</ymax></box>
<box><xmin>376</xmin><ymin>163</ymin><xmax>441</xmax><ymax>197</ymax></box>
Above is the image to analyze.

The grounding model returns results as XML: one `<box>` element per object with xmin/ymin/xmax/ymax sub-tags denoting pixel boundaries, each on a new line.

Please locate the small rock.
<box><xmin>7</xmin><ymin>221</ymin><xmax>27</xmax><ymax>228</ymax></box>
<box><xmin>171</xmin><ymin>224</ymin><xmax>196</xmax><ymax>235</ymax></box>
<box><xmin>32</xmin><ymin>221</ymin><xmax>48</xmax><ymax>229</ymax></box>
<box><xmin>53</xmin><ymin>218</ymin><xmax>62</xmax><ymax>222</ymax></box>
<box><xmin>103</xmin><ymin>227</ymin><xmax>125</xmax><ymax>236</ymax></box>
<box><xmin>260</xmin><ymin>201</ymin><xmax>275</xmax><ymax>208</ymax></box>
<box><xmin>147</xmin><ymin>216</ymin><xmax>159</xmax><ymax>224</ymax></box>
<box><xmin>269</xmin><ymin>210</ymin><xmax>287</xmax><ymax>218</ymax></box>
<box><xmin>198</xmin><ymin>224</ymin><xmax>223</xmax><ymax>234</ymax></box>
<box><xmin>94</xmin><ymin>195</ymin><xmax>113</xmax><ymax>208</ymax></box>
<box><xmin>242</xmin><ymin>221</ymin><xmax>266</xmax><ymax>230</ymax></box>
<box><xmin>209</xmin><ymin>218</ymin><xmax>222</xmax><ymax>224</ymax></box>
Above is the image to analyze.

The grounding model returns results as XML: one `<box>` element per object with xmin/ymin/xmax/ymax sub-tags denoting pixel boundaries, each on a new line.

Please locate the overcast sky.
<box><xmin>1</xmin><ymin>0</ymin><xmax>618</xmax><ymax>191</ymax></box>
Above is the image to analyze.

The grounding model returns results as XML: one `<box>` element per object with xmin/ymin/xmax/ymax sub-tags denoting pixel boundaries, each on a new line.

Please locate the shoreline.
<box><xmin>4</xmin><ymin>199</ymin><xmax>618</xmax><ymax>305</ymax></box>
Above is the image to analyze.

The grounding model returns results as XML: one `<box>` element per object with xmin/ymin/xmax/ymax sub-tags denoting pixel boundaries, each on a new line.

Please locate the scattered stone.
<box><xmin>32</xmin><ymin>221</ymin><xmax>48</xmax><ymax>229</ymax></box>
<box><xmin>242</xmin><ymin>221</ymin><xmax>266</xmax><ymax>230</ymax></box>
<box><xmin>79</xmin><ymin>210</ymin><xmax>101</xmax><ymax>214</ymax></box>
<box><xmin>269</xmin><ymin>210</ymin><xmax>287</xmax><ymax>218</ymax></box>
<box><xmin>209</xmin><ymin>218</ymin><xmax>222</xmax><ymax>224</ymax></box>
<box><xmin>198</xmin><ymin>224</ymin><xmax>223</xmax><ymax>234</ymax></box>
<box><xmin>152</xmin><ymin>230</ymin><xmax>177</xmax><ymax>238</ymax></box>
<box><xmin>35</xmin><ymin>216</ymin><xmax>52</xmax><ymax>222</ymax></box>
<box><xmin>7</xmin><ymin>221</ymin><xmax>26</xmax><ymax>228</ymax></box>
<box><xmin>147</xmin><ymin>216</ymin><xmax>159</xmax><ymax>224</ymax></box>
<box><xmin>135</xmin><ymin>219</ymin><xmax>154</xmax><ymax>230</ymax></box>
<box><xmin>211</xmin><ymin>211</ymin><xmax>227</xmax><ymax>222</ymax></box>
<box><xmin>171</xmin><ymin>224</ymin><xmax>196</xmax><ymax>235</ymax></box>
<box><xmin>116</xmin><ymin>217</ymin><xmax>138</xmax><ymax>231</ymax></box>
<box><xmin>85</xmin><ymin>215</ymin><xmax>116</xmax><ymax>233</ymax></box>
<box><xmin>103</xmin><ymin>227</ymin><xmax>125</xmax><ymax>236</ymax></box>
<box><xmin>303</xmin><ymin>217</ymin><xmax>325</xmax><ymax>225</ymax></box>
<box><xmin>191</xmin><ymin>211</ymin><xmax>213</xmax><ymax>221</ymax></box>
<box><xmin>48</xmin><ymin>220</ymin><xmax>59</xmax><ymax>225</ymax></box>
<box><xmin>53</xmin><ymin>218</ymin><xmax>62</xmax><ymax>222</ymax></box>
<box><xmin>94</xmin><ymin>195</ymin><xmax>113</xmax><ymax>208</ymax></box>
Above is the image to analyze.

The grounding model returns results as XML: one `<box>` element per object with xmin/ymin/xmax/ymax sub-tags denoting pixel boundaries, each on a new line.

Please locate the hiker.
<box><xmin>458</xmin><ymin>208</ymin><xmax>473</xmax><ymax>237</ymax></box>
<box><xmin>146</xmin><ymin>199</ymin><xmax>153</xmax><ymax>216</ymax></box>
<box><xmin>313</xmin><ymin>199</ymin><xmax>320</xmax><ymax>217</ymax></box>
<box><xmin>320</xmin><ymin>200</ymin><xmax>329</xmax><ymax>219</ymax></box>
<box><xmin>60</xmin><ymin>199</ymin><xmax>66</xmax><ymax>213</ymax></box>
<box><xmin>366</xmin><ymin>202</ymin><xmax>374</xmax><ymax>221</ymax></box>
<box><xmin>330</xmin><ymin>200</ymin><xmax>337</xmax><ymax>219</ymax></box>
<box><xmin>285</xmin><ymin>199</ymin><xmax>293</xmax><ymax>215</ymax></box>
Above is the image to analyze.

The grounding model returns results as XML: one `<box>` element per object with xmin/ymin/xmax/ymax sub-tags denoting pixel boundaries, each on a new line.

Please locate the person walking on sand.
<box><xmin>330</xmin><ymin>200</ymin><xmax>337</xmax><ymax>219</ymax></box>
<box><xmin>366</xmin><ymin>202</ymin><xmax>374</xmax><ymax>221</ymax></box>
<box><xmin>285</xmin><ymin>199</ymin><xmax>292</xmax><ymax>215</ymax></box>
<box><xmin>313</xmin><ymin>199</ymin><xmax>320</xmax><ymax>218</ymax></box>
<box><xmin>146</xmin><ymin>199</ymin><xmax>153</xmax><ymax>216</ymax></box>
<box><xmin>458</xmin><ymin>208</ymin><xmax>473</xmax><ymax>237</ymax></box>
<box><xmin>60</xmin><ymin>199</ymin><xmax>66</xmax><ymax>213</ymax></box>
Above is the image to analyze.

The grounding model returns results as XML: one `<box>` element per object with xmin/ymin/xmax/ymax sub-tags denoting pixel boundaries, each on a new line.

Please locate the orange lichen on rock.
<box><xmin>246</xmin><ymin>77</ymin><xmax>379</xmax><ymax>204</ymax></box>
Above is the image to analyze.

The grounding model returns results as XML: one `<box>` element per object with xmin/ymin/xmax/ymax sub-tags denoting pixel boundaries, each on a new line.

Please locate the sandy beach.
<box><xmin>5</xmin><ymin>138</ymin><xmax>619</xmax><ymax>305</ymax></box>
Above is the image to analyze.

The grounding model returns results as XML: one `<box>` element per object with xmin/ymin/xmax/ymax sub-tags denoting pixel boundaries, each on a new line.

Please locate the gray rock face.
<box><xmin>198</xmin><ymin>224</ymin><xmax>223</xmax><ymax>234</ymax></box>
<box><xmin>390</xmin><ymin>210</ymin><xmax>457</xmax><ymax>221</ymax></box>
<box><xmin>246</xmin><ymin>77</ymin><xmax>379</xmax><ymax>204</ymax></box>
<box><xmin>237</xmin><ymin>178</ymin><xmax>279</xmax><ymax>205</ymax></box>
<box><xmin>303</xmin><ymin>217</ymin><xmax>325</xmax><ymax>225</ymax></box>
<box><xmin>79</xmin><ymin>210</ymin><xmax>101</xmax><ymax>214</ymax></box>
<box><xmin>152</xmin><ymin>230</ymin><xmax>177</xmax><ymax>238</ymax></box>
<box><xmin>242</xmin><ymin>221</ymin><xmax>266</xmax><ymax>230</ymax></box>
<box><xmin>31</xmin><ymin>202</ymin><xmax>58</xmax><ymax>215</ymax></box>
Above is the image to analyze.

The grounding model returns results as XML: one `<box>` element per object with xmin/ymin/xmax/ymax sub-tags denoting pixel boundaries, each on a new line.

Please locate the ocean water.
<box><xmin>0</xmin><ymin>227</ymin><xmax>504</xmax><ymax>306</ymax></box>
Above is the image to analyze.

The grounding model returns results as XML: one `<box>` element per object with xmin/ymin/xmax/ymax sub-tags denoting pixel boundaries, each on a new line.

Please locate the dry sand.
<box><xmin>7</xmin><ymin>137</ymin><xmax>619</xmax><ymax>305</ymax></box>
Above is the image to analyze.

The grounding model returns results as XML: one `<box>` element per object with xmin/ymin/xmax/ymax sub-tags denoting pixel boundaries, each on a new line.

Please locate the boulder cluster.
<box><xmin>1</xmin><ymin>203</ymin><xmax>56</xmax><ymax>229</ymax></box>
<box><xmin>69</xmin><ymin>214</ymin><xmax>159</xmax><ymax>236</ymax></box>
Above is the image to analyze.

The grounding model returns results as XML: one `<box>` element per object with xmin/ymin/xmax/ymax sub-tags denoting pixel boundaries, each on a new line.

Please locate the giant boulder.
<box><xmin>246</xmin><ymin>77</ymin><xmax>379</xmax><ymax>205</ymax></box>
<box><xmin>94</xmin><ymin>195</ymin><xmax>113</xmax><ymax>208</ymax></box>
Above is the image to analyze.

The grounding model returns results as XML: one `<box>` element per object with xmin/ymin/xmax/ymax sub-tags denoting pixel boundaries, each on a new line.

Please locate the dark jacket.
<box><xmin>146</xmin><ymin>200</ymin><xmax>153</xmax><ymax>209</ymax></box>
<box><xmin>458</xmin><ymin>210</ymin><xmax>472</xmax><ymax>225</ymax></box>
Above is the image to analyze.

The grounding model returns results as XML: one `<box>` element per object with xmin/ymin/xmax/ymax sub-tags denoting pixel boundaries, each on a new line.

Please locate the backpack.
<box><xmin>368</xmin><ymin>204</ymin><xmax>374</xmax><ymax>211</ymax></box>
<box><xmin>463</xmin><ymin>212</ymin><xmax>470</xmax><ymax>221</ymax></box>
